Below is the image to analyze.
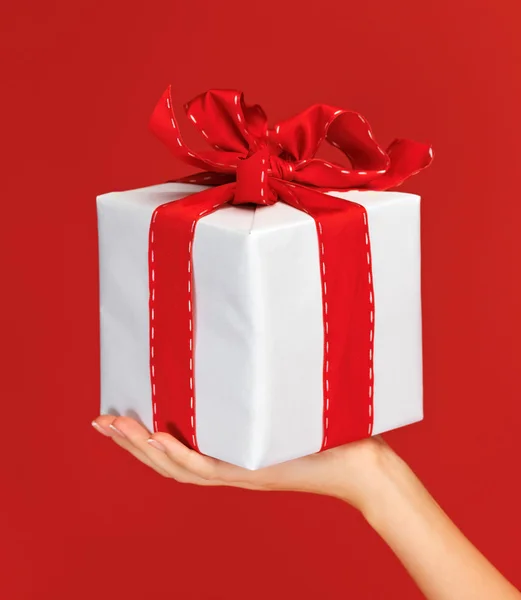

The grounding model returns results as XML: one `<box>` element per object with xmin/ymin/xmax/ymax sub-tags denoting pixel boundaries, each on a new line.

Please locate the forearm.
<box><xmin>355</xmin><ymin>448</ymin><xmax>520</xmax><ymax>600</ymax></box>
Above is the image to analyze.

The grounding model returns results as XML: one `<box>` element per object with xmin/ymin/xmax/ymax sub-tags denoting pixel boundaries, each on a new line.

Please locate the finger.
<box><xmin>92</xmin><ymin>415</ymin><xmax>172</xmax><ymax>478</ymax></box>
<box><xmin>92</xmin><ymin>414</ymin><xmax>117</xmax><ymax>436</ymax></box>
<box><xmin>110</xmin><ymin>417</ymin><xmax>213</xmax><ymax>485</ymax></box>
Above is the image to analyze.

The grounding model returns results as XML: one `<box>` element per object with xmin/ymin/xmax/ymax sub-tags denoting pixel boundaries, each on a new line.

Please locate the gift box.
<box><xmin>97</xmin><ymin>87</ymin><xmax>433</xmax><ymax>469</ymax></box>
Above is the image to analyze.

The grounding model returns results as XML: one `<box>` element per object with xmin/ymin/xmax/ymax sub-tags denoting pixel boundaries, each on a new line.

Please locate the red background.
<box><xmin>2</xmin><ymin>1</ymin><xmax>521</xmax><ymax>598</ymax></box>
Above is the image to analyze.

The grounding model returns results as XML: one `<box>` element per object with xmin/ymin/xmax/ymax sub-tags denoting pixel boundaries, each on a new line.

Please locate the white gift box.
<box><xmin>97</xmin><ymin>182</ymin><xmax>423</xmax><ymax>469</ymax></box>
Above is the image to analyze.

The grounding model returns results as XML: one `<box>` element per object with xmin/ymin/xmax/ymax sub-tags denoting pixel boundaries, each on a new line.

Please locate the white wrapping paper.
<box><xmin>97</xmin><ymin>183</ymin><xmax>423</xmax><ymax>469</ymax></box>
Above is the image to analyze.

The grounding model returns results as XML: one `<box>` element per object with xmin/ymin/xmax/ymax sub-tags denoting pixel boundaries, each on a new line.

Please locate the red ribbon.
<box><xmin>148</xmin><ymin>86</ymin><xmax>433</xmax><ymax>452</ymax></box>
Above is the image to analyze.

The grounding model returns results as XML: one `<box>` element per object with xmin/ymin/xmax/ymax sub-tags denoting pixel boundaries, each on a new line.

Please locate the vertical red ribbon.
<box><xmin>148</xmin><ymin>185</ymin><xmax>235</xmax><ymax>448</ymax></box>
<box><xmin>274</xmin><ymin>182</ymin><xmax>375</xmax><ymax>448</ymax></box>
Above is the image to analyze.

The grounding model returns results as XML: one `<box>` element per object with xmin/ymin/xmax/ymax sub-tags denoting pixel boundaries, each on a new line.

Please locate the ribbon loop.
<box><xmin>150</xmin><ymin>86</ymin><xmax>433</xmax><ymax>195</ymax></box>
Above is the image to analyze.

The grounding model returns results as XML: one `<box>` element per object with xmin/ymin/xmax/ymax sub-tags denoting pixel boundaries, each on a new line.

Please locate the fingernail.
<box><xmin>147</xmin><ymin>438</ymin><xmax>166</xmax><ymax>452</ymax></box>
<box><xmin>91</xmin><ymin>421</ymin><xmax>112</xmax><ymax>437</ymax></box>
<box><xmin>109</xmin><ymin>424</ymin><xmax>126</xmax><ymax>438</ymax></box>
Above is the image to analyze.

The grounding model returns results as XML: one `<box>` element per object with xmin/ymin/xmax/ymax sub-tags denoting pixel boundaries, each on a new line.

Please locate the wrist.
<box><xmin>358</xmin><ymin>444</ymin><xmax>429</xmax><ymax>532</ymax></box>
<box><xmin>335</xmin><ymin>439</ymin><xmax>418</xmax><ymax>520</ymax></box>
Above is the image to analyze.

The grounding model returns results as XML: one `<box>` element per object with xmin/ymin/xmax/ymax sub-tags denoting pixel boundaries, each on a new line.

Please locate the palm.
<box><xmin>93</xmin><ymin>414</ymin><xmax>388</xmax><ymax>508</ymax></box>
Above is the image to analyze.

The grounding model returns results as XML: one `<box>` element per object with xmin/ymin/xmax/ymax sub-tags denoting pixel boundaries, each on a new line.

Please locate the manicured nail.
<box><xmin>147</xmin><ymin>438</ymin><xmax>166</xmax><ymax>452</ymax></box>
<box><xmin>91</xmin><ymin>421</ymin><xmax>112</xmax><ymax>437</ymax></box>
<box><xmin>109</xmin><ymin>424</ymin><xmax>126</xmax><ymax>438</ymax></box>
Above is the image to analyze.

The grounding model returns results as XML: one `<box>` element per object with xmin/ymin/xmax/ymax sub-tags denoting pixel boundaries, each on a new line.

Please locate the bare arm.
<box><xmin>92</xmin><ymin>415</ymin><xmax>520</xmax><ymax>600</ymax></box>
<box><xmin>360</xmin><ymin>447</ymin><xmax>520</xmax><ymax>600</ymax></box>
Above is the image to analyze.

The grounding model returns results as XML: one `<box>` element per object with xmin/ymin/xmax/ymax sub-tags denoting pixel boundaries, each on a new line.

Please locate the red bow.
<box><xmin>147</xmin><ymin>86</ymin><xmax>432</xmax><ymax>453</ymax></box>
<box><xmin>150</xmin><ymin>86</ymin><xmax>433</xmax><ymax>203</ymax></box>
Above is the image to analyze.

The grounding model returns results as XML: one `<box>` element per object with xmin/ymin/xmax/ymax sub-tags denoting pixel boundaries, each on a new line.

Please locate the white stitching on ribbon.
<box><xmin>363</xmin><ymin>210</ymin><xmax>375</xmax><ymax>436</ymax></box>
<box><xmin>150</xmin><ymin>208</ymin><xmax>159</xmax><ymax>432</ymax></box>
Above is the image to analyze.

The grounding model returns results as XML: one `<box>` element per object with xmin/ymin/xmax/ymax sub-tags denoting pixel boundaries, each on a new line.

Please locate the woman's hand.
<box><xmin>92</xmin><ymin>414</ymin><xmax>521</xmax><ymax>599</ymax></box>
<box><xmin>92</xmin><ymin>414</ymin><xmax>394</xmax><ymax>512</ymax></box>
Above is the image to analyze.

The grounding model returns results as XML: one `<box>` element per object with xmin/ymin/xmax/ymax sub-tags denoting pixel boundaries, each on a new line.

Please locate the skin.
<box><xmin>92</xmin><ymin>415</ymin><xmax>520</xmax><ymax>600</ymax></box>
